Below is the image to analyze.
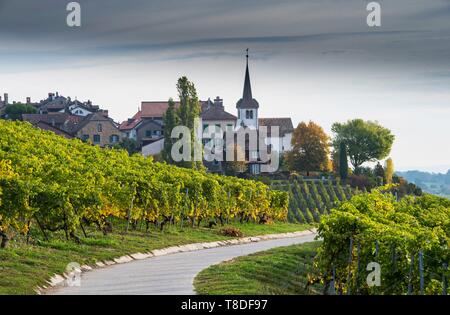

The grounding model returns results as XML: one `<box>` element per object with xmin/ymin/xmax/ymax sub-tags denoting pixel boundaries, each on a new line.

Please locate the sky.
<box><xmin>0</xmin><ymin>0</ymin><xmax>449</xmax><ymax>173</ymax></box>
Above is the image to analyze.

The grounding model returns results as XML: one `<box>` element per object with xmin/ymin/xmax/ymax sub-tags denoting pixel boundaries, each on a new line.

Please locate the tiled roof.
<box><xmin>119</xmin><ymin>111</ymin><xmax>142</xmax><ymax>131</ymax></box>
<box><xmin>201</xmin><ymin>104</ymin><xmax>237</xmax><ymax>121</ymax></box>
<box><xmin>71</xmin><ymin>112</ymin><xmax>117</xmax><ymax>133</ymax></box>
<box><xmin>23</xmin><ymin>113</ymin><xmax>84</xmax><ymax>136</ymax></box>
<box><xmin>140</xmin><ymin>101</ymin><xmax>181</xmax><ymax>118</ymax></box>
<box><xmin>22</xmin><ymin>113</ymin><xmax>82</xmax><ymax>125</ymax></box>
<box><xmin>258</xmin><ymin>118</ymin><xmax>294</xmax><ymax>137</ymax></box>
<box><xmin>34</xmin><ymin>121</ymin><xmax>75</xmax><ymax>139</ymax></box>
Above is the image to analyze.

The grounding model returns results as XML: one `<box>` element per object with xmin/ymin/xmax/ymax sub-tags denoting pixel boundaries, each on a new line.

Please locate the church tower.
<box><xmin>236</xmin><ymin>49</ymin><xmax>259</xmax><ymax>129</ymax></box>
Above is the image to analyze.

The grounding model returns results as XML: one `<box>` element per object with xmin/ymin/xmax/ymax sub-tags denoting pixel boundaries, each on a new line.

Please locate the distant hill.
<box><xmin>396</xmin><ymin>170</ymin><xmax>450</xmax><ymax>198</ymax></box>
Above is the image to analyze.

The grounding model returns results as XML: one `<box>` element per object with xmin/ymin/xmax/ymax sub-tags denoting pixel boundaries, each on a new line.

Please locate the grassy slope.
<box><xmin>0</xmin><ymin>222</ymin><xmax>310</xmax><ymax>295</ymax></box>
<box><xmin>194</xmin><ymin>241</ymin><xmax>322</xmax><ymax>295</ymax></box>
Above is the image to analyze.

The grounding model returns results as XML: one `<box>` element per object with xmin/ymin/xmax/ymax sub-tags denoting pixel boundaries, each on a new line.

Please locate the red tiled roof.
<box><xmin>119</xmin><ymin>110</ymin><xmax>142</xmax><ymax>131</ymax></box>
<box><xmin>140</xmin><ymin>101</ymin><xmax>180</xmax><ymax>118</ymax></box>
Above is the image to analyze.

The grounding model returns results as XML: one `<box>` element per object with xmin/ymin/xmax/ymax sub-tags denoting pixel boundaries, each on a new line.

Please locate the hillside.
<box><xmin>271</xmin><ymin>178</ymin><xmax>359</xmax><ymax>224</ymax></box>
<box><xmin>397</xmin><ymin>170</ymin><xmax>450</xmax><ymax>198</ymax></box>
<box><xmin>0</xmin><ymin>119</ymin><xmax>290</xmax><ymax>248</ymax></box>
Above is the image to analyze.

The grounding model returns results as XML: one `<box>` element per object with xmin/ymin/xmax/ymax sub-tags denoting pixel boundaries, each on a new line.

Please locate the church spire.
<box><xmin>236</xmin><ymin>49</ymin><xmax>259</xmax><ymax>109</ymax></box>
<box><xmin>243</xmin><ymin>48</ymin><xmax>252</xmax><ymax>101</ymax></box>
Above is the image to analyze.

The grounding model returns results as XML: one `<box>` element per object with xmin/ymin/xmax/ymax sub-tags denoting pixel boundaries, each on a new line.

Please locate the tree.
<box><xmin>374</xmin><ymin>162</ymin><xmax>385</xmax><ymax>185</ymax></box>
<box><xmin>5</xmin><ymin>103</ymin><xmax>37</xmax><ymax>120</ymax></box>
<box><xmin>113</xmin><ymin>138</ymin><xmax>139</xmax><ymax>155</ymax></box>
<box><xmin>162</xmin><ymin>98</ymin><xmax>179</xmax><ymax>163</ymax></box>
<box><xmin>339</xmin><ymin>142</ymin><xmax>349</xmax><ymax>181</ymax></box>
<box><xmin>287</xmin><ymin>121</ymin><xmax>330</xmax><ymax>175</ymax></box>
<box><xmin>332</xmin><ymin>119</ymin><xmax>395</xmax><ymax>172</ymax></box>
<box><xmin>176</xmin><ymin>77</ymin><xmax>202</xmax><ymax>169</ymax></box>
<box><xmin>385</xmin><ymin>158</ymin><xmax>394</xmax><ymax>184</ymax></box>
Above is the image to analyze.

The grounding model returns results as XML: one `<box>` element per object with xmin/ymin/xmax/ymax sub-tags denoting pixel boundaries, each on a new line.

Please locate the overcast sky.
<box><xmin>0</xmin><ymin>0</ymin><xmax>449</xmax><ymax>172</ymax></box>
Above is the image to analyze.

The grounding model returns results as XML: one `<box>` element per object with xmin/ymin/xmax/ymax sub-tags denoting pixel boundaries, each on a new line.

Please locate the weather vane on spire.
<box><xmin>246</xmin><ymin>48</ymin><xmax>249</xmax><ymax>59</ymax></box>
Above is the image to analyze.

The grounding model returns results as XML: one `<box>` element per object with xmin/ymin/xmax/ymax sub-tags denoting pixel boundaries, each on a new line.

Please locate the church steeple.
<box><xmin>236</xmin><ymin>49</ymin><xmax>259</xmax><ymax>109</ymax></box>
<box><xmin>243</xmin><ymin>49</ymin><xmax>253</xmax><ymax>101</ymax></box>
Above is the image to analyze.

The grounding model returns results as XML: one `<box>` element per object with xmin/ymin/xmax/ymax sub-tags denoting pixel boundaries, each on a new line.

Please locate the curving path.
<box><xmin>51</xmin><ymin>232</ymin><xmax>316</xmax><ymax>295</ymax></box>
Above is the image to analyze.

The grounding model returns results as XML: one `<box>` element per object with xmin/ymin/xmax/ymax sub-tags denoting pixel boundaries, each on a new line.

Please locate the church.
<box><xmin>122</xmin><ymin>52</ymin><xmax>294</xmax><ymax>174</ymax></box>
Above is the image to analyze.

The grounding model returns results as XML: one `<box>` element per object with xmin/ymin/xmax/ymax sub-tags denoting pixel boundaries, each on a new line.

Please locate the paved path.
<box><xmin>52</xmin><ymin>232</ymin><xmax>316</xmax><ymax>295</ymax></box>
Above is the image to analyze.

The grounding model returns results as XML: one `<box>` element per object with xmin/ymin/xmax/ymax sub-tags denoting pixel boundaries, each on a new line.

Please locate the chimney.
<box><xmin>99</xmin><ymin>109</ymin><xmax>108</xmax><ymax>117</ymax></box>
<box><xmin>4</xmin><ymin>93</ymin><xmax>8</xmax><ymax>105</ymax></box>
<box><xmin>214</xmin><ymin>96</ymin><xmax>223</xmax><ymax>109</ymax></box>
<box><xmin>48</xmin><ymin>92</ymin><xmax>54</xmax><ymax>100</ymax></box>
<box><xmin>26</xmin><ymin>97</ymin><xmax>31</xmax><ymax>104</ymax></box>
<box><xmin>55</xmin><ymin>92</ymin><xmax>59</xmax><ymax>97</ymax></box>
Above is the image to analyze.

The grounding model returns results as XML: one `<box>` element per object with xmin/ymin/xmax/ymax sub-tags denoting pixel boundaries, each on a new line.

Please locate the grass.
<box><xmin>0</xmin><ymin>221</ymin><xmax>311</xmax><ymax>295</ymax></box>
<box><xmin>194</xmin><ymin>241</ymin><xmax>322</xmax><ymax>295</ymax></box>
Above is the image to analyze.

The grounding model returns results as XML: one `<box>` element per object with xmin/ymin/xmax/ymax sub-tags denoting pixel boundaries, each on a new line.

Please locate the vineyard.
<box><xmin>0</xmin><ymin>120</ymin><xmax>288</xmax><ymax>248</ymax></box>
<box><xmin>271</xmin><ymin>178</ymin><xmax>358</xmax><ymax>224</ymax></box>
<box><xmin>312</xmin><ymin>188</ymin><xmax>450</xmax><ymax>295</ymax></box>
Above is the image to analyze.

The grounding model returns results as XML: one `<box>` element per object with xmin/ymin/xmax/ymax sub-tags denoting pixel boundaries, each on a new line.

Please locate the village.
<box><xmin>0</xmin><ymin>55</ymin><xmax>294</xmax><ymax>175</ymax></box>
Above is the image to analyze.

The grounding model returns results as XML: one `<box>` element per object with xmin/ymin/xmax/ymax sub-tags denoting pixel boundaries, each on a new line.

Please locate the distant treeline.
<box><xmin>397</xmin><ymin>170</ymin><xmax>450</xmax><ymax>197</ymax></box>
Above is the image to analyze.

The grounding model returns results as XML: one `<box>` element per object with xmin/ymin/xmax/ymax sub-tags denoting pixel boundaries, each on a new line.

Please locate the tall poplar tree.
<box><xmin>339</xmin><ymin>142</ymin><xmax>349</xmax><ymax>181</ymax></box>
<box><xmin>385</xmin><ymin>158</ymin><xmax>394</xmax><ymax>184</ymax></box>
<box><xmin>176</xmin><ymin>76</ymin><xmax>202</xmax><ymax>169</ymax></box>
<box><xmin>162</xmin><ymin>98</ymin><xmax>179</xmax><ymax>163</ymax></box>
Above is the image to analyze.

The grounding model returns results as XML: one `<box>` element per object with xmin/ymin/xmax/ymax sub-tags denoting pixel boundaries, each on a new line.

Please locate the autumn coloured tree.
<box><xmin>287</xmin><ymin>121</ymin><xmax>330</xmax><ymax>175</ymax></box>
<box><xmin>385</xmin><ymin>158</ymin><xmax>394</xmax><ymax>184</ymax></box>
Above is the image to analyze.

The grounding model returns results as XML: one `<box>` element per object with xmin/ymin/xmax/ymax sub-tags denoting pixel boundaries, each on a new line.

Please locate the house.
<box><xmin>32</xmin><ymin>121</ymin><xmax>75</xmax><ymax>139</ymax></box>
<box><xmin>23</xmin><ymin>112</ymin><xmax>122</xmax><ymax>147</ymax></box>
<box><xmin>119</xmin><ymin>102</ymin><xmax>179</xmax><ymax>146</ymax></box>
<box><xmin>67</xmin><ymin>99</ymin><xmax>100</xmax><ymax>116</ymax></box>
<box><xmin>37</xmin><ymin>92</ymin><xmax>102</xmax><ymax>116</ymax></box>
<box><xmin>22</xmin><ymin>113</ymin><xmax>84</xmax><ymax>133</ymax></box>
<box><xmin>38</xmin><ymin>92</ymin><xmax>69</xmax><ymax>114</ymax></box>
<box><xmin>71</xmin><ymin>112</ymin><xmax>123</xmax><ymax>147</ymax></box>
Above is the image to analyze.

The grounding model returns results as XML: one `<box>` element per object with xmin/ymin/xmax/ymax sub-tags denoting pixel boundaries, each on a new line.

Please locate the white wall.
<box><xmin>142</xmin><ymin>138</ymin><xmax>164</xmax><ymax>157</ymax></box>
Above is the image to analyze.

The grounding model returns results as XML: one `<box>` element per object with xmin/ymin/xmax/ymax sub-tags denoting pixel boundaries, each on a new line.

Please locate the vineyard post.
<box><xmin>374</xmin><ymin>240</ymin><xmax>379</xmax><ymax>295</ymax></box>
<box><xmin>181</xmin><ymin>188</ymin><xmax>188</xmax><ymax>229</ymax></box>
<box><xmin>391</xmin><ymin>244</ymin><xmax>397</xmax><ymax>272</ymax></box>
<box><xmin>226</xmin><ymin>190</ymin><xmax>230</xmax><ymax>224</ymax></box>
<box><xmin>347</xmin><ymin>237</ymin><xmax>353</xmax><ymax>295</ymax></box>
<box><xmin>443</xmin><ymin>263</ymin><xmax>448</xmax><ymax>296</ymax></box>
<box><xmin>419</xmin><ymin>251</ymin><xmax>424</xmax><ymax>295</ymax></box>
<box><xmin>408</xmin><ymin>253</ymin><xmax>415</xmax><ymax>295</ymax></box>
<box><xmin>356</xmin><ymin>242</ymin><xmax>361</xmax><ymax>294</ymax></box>
<box><xmin>329</xmin><ymin>264</ymin><xmax>336</xmax><ymax>295</ymax></box>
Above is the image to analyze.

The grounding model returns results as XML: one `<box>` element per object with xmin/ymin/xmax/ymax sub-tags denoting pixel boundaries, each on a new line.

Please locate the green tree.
<box><xmin>332</xmin><ymin>119</ymin><xmax>395</xmax><ymax>172</ymax></box>
<box><xmin>287</xmin><ymin>121</ymin><xmax>330</xmax><ymax>175</ymax></box>
<box><xmin>339</xmin><ymin>142</ymin><xmax>349</xmax><ymax>181</ymax></box>
<box><xmin>385</xmin><ymin>157</ymin><xmax>394</xmax><ymax>184</ymax></box>
<box><xmin>374</xmin><ymin>162</ymin><xmax>385</xmax><ymax>186</ymax></box>
<box><xmin>5</xmin><ymin>103</ymin><xmax>37</xmax><ymax>120</ymax></box>
<box><xmin>176</xmin><ymin>77</ymin><xmax>202</xmax><ymax>169</ymax></box>
<box><xmin>113</xmin><ymin>138</ymin><xmax>139</xmax><ymax>155</ymax></box>
<box><xmin>162</xmin><ymin>98</ymin><xmax>179</xmax><ymax>163</ymax></box>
